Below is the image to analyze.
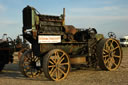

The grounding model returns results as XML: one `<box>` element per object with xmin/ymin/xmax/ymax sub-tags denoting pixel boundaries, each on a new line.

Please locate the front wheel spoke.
<box><xmin>111</xmin><ymin>46</ymin><xmax>119</xmax><ymax>51</ymax></box>
<box><xmin>111</xmin><ymin>58</ymin><xmax>117</xmax><ymax>66</ymax></box>
<box><xmin>104</xmin><ymin>58</ymin><xmax>110</xmax><ymax>64</ymax></box>
<box><xmin>111</xmin><ymin>60</ymin><xmax>117</xmax><ymax>67</ymax></box>
<box><xmin>58</xmin><ymin>57</ymin><xmax>65</xmax><ymax>64</ymax></box>
<box><xmin>48</xmin><ymin>65</ymin><xmax>55</xmax><ymax>68</ymax></box>
<box><xmin>49</xmin><ymin>67</ymin><xmax>55</xmax><ymax>75</ymax></box>
<box><xmin>57</xmin><ymin>53</ymin><xmax>65</xmax><ymax>64</ymax></box>
<box><xmin>103</xmin><ymin>55</ymin><xmax>109</xmax><ymax>58</ymax></box>
<box><xmin>106</xmin><ymin>43</ymin><xmax>110</xmax><ymax>51</ymax></box>
<box><xmin>113</xmin><ymin>62</ymin><xmax>117</xmax><ymax>67</ymax></box>
<box><xmin>57</xmin><ymin>68</ymin><xmax>61</xmax><ymax>79</ymax></box>
<box><xmin>60</xmin><ymin>62</ymin><xmax>69</xmax><ymax>66</ymax></box>
<box><xmin>110</xmin><ymin>40</ymin><xmax>114</xmax><ymax>48</ymax></box>
<box><xmin>50</xmin><ymin>68</ymin><xmax>57</xmax><ymax>77</ymax></box>
<box><xmin>25</xmin><ymin>57</ymin><xmax>31</xmax><ymax>62</ymax></box>
<box><xmin>108</xmin><ymin>58</ymin><xmax>115</xmax><ymax>68</ymax></box>
<box><xmin>50</xmin><ymin>57</ymin><xmax>56</xmax><ymax>64</ymax></box>
<box><xmin>60</xmin><ymin>66</ymin><xmax>66</xmax><ymax>70</ymax></box>
<box><xmin>103</xmin><ymin>49</ymin><xmax>109</xmax><ymax>54</ymax></box>
<box><xmin>108</xmin><ymin>62</ymin><xmax>113</xmax><ymax>68</ymax></box>
<box><xmin>106</xmin><ymin>59</ymin><xmax>112</xmax><ymax>68</ymax></box>
<box><xmin>34</xmin><ymin>57</ymin><xmax>39</xmax><ymax>62</ymax></box>
<box><xmin>49</xmin><ymin>60</ymin><xmax>54</xmax><ymax>65</ymax></box>
<box><xmin>31</xmin><ymin>56</ymin><xmax>35</xmax><ymax>61</ymax></box>
<box><xmin>27</xmin><ymin>57</ymin><xmax>32</xmax><ymax>62</ymax></box>
<box><xmin>113</xmin><ymin>55</ymin><xmax>121</xmax><ymax>58</ymax></box>
<box><xmin>56</xmin><ymin>69</ymin><xmax>58</xmax><ymax>80</ymax></box>
<box><xmin>111</xmin><ymin>58</ymin><xmax>115</xmax><ymax>63</ymax></box>
<box><xmin>58</xmin><ymin>68</ymin><xmax>66</xmax><ymax>76</ymax></box>
<box><xmin>57</xmin><ymin>68</ymin><xmax>60</xmax><ymax>79</ymax></box>
<box><xmin>55</xmin><ymin>52</ymin><xmax>59</xmax><ymax>59</ymax></box>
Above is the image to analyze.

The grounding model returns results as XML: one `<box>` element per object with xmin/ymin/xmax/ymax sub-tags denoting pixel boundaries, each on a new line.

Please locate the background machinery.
<box><xmin>0</xmin><ymin>34</ymin><xmax>29</xmax><ymax>72</ymax></box>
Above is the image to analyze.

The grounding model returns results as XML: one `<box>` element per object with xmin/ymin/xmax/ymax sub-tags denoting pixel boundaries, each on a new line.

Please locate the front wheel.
<box><xmin>43</xmin><ymin>49</ymin><xmax>70</xmax><ymax>81</ymax></box>
<box><xmin>19</xmin><ymin>49</ymin><xmax>42</xmax><ymax>78</ymax></box>
<box><xmin>97</xmin><ymin>38</ymin><xmax>122</xmax><ymax>71</ymax></box>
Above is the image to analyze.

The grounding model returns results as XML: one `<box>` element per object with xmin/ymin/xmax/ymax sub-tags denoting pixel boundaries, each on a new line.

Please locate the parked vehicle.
<box><xmin>120</xmin><ymin>36</ymin><xmax>128</xmax><ymax>47</ymax></box>
<box><xmin>19</xmin><ymin>6</ymin><xmax>123</xmax><ymax>81</ymax></box>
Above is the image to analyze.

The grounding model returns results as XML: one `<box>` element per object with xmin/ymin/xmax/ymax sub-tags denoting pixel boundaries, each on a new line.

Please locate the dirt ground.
<box><xmin>0</xmin><ymin>48</ymin><xmax>128</xmax><ymax>85</ymax></box>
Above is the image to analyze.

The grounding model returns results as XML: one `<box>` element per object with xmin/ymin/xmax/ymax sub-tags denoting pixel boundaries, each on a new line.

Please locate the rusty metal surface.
<box><xmin>70</xmin><ymin>56</ymin><xmax>86</xmax><ymax>64</ymax></box>
<box><xmin>64</xmin><ymin>25</ymin><xmax>78</xmax><ymax>35</ymax></box>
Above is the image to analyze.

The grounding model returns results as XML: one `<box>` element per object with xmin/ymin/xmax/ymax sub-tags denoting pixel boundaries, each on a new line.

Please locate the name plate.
<box><xmin>38</xmin><ymin>35</ymin><xmax>61</xmax><ymax>43</ymax></box>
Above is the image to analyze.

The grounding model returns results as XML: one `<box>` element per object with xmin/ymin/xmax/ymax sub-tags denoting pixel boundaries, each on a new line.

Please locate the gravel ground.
<box><xmin>0</xmin><ymin>48</ymin><xmax>128</xmax><ymax>85</ymax></box>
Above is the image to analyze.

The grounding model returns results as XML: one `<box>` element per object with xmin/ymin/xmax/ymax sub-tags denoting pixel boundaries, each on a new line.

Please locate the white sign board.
<box><xmin>38</xmin><ymin>35</ymin><xmax>61</xmax><ymax>43</ymax></box>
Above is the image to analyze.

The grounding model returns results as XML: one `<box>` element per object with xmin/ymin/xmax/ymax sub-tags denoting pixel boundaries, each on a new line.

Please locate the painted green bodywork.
<box><xmin>22</xmin><ymin>6</ymin><xmax>104</xmax><ymax>57</ymax></box>
<box><xmin>95</xmin><ymin>34</ymin><xmax>104</xmax><ymax>41</ymax></box>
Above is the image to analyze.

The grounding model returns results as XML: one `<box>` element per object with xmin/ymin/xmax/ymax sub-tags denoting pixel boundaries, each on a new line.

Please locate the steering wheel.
<box><xmin>108</xmin><ymin>32</ymin><xmax>116</xmax><ymax>38</ymax></box>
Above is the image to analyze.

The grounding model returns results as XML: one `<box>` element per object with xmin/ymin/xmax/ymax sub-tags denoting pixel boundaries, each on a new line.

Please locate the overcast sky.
<box><xmin>0</xmin><ymin>0</ymin><xmax>128</xmax><ymax>39</ymax></box>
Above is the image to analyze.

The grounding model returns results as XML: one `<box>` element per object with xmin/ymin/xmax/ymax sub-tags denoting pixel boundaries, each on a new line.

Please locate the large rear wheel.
<box><xmin>97</xmin><ymin>38</ymin><xmax>122</xmax><ymax>71</ymax></box>
<box><xmin>43</xmin><ymin>49</ymin><xmax>70</xmax><ymax>81</ymax></box>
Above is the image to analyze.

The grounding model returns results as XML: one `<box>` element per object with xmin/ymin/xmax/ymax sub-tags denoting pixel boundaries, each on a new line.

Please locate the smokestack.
<box><xmin>63</xmin><ymin>8</ymin><xmax>65</xmax><ymax>25</ymax></box>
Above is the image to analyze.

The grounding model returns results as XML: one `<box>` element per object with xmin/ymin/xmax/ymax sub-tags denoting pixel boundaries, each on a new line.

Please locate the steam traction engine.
<box><xmin>20</xmin><ymin>6</ymin><xmax>122</xmax><ymax>81</ymax></box>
